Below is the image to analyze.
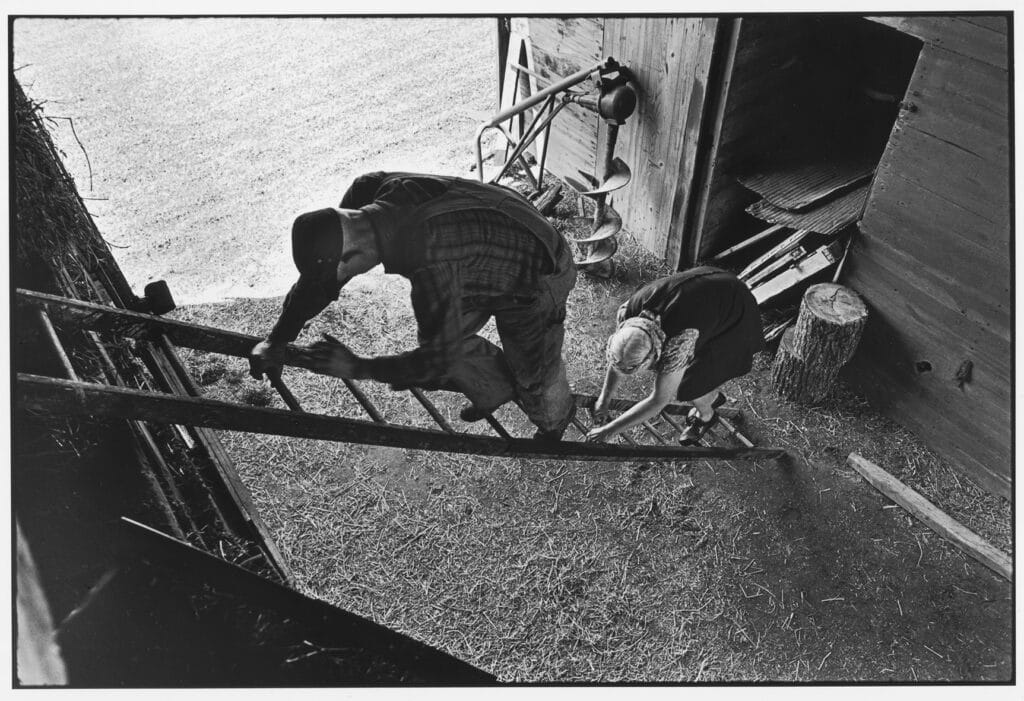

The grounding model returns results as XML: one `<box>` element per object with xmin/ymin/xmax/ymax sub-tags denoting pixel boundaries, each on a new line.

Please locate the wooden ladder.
<box><xmin>15</xmin><ymin>288</ymin><xmax>786</xmax><ymax>463</ymax></box>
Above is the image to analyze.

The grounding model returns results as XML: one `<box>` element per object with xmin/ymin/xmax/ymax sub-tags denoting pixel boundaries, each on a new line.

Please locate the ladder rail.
<box><xmin>17</xmin><ymin>290</ymin><xmax>770</xmax><ymax>459</ymax></box>
<box><xmin>17</xmin><ymin>374</ymin><xmax>787</xmax><ymax>463</ymax></box>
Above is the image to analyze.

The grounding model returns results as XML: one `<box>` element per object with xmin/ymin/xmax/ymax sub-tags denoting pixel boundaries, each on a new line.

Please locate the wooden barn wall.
<box><xmin>601</xmin><ymin>17</ymin><xmax>718</xmax><ymax>266</ymax></box>
<box><xmin>512</xmin><ymin>17</ymin><xmax>603</xmax><ymax>183</ymax></box>
<box><xmin>690</xmin><ymin>16</ymin><xmax>809</xmax><ymax>262</ymax></box>
<box><xmin>845</xmin><ymin>16</ymin><xmax>1011</xmax><ymax>497</ymax></box>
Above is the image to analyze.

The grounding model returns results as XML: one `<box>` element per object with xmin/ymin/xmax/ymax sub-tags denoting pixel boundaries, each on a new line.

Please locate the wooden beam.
<box><xmin>751</xmin><ymin>242</ymin><xmax>842</xmax><ymax>306</ymax></box>
<box><xmin>847</xmin><ymin>453</ymin><xmax>1011</xmax><ymax>581</ymax></box>
<box><xmin>17</xmin><ymin>374</ymin><xmax>788</xmax><ymax>463</ymax></box>
<box><xmin>708</xmin><ymin>224</ymin><xmax>787</xmax><ymax>262</ymax></box>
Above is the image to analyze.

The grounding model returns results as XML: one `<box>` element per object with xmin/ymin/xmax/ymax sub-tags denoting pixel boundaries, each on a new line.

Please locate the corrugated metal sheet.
<box><xmin>745</xmin><ymin>183</ymin><xmax>870</xmax><ymax>235</ymax></box>
<box><xmin>736</xmin><ymin>155</ymin><xmax>875</xmax><ymax>210</ymax></box>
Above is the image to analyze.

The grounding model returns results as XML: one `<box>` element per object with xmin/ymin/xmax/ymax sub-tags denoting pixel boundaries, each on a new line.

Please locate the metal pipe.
<box><xmin>492</xmin><ymin>98</ymin><xmax>568</xmax><ymax>186</ymax></box>
<box><xmin>494</xmin><ymin>94</ymin><xmax>556</xmax><ymax>182</ymax></box>
<box><xmin>484</xmin><ymin>60</ymin><xmax>604</xmax><ymax>128</ymax></box>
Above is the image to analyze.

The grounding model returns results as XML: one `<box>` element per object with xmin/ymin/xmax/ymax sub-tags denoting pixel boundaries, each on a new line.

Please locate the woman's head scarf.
<box><xmin>605</xmin><ymin>313</ymin><xmax>665</xmax><ymax>374</ymax></box>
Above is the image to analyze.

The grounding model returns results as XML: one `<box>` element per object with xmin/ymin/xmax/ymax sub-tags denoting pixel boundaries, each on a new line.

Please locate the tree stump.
<box><xmin>791</xmin><ymin>283</ymin><xmax>868</xmax><ymax>364</ymax></box>
<box><xmin>771</xmin><ymin>283</ymin><xmax>868</xmax><ymax>403</ymax></box>
<box><xmin>771</xmin><ymin>327</ymin><xmax>839</xmax><ymax>402</ymax></box>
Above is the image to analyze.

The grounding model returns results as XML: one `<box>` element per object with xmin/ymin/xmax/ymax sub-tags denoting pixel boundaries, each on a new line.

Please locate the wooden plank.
<box><xmin>850</xmin><ymin>227</ymin><xmax>1011</xmax><ymax>348</ymax></box>
<box><xmin>521</xmin><ymin>17</ymin><xmax>603</xmax><ymax>182</ymax></box>
<box><xmin>847</xmin><ymin>453</ymin><xmax>1011</xmax><ymax>580</ymax></box>
<box><xmin>846</xmin><ymin>266</ymin><xmax>1012</xmax><ymax>407</ymax></box>
<box><xmin>709</xmin><ymin>224</ymin><xmax>788</xmax><ymax>262</ymax></box>
<box><xmin>603</xmin><ymin>17</ymin><xmax>718</xmax><ymax>265</ymax></box>
<box><xmin>845</xmin><ymin>354</ymin><xmax>1011</xmax><ymax>497</ymax></box>
<box><xmin>739</xmin><ymin>228</ymin><xmax>810</xmax><ymax>279</ymax></box>
<box><xmin>865</xmin><ymin>16</ymin><xmax>1008</xmax><ymax>68</ymax></box>
<box><xmin>155</xmin><ymin>335</ymin><xmax>295</xmax><ymax>584</ymax></box>
<box><xmin>17</xmin><ymin>374</ymin><xmax>788</xmax><ymax>463</ymax></box>
<box><xmin>959</xmin><ymin>15</ymin><xmax>1008</xmax><ymax>33</ymax></box>
<box><xmin>692</xmin><ymin>16</ymin><xmax>808</xmax><ymax>260</ymax></box>
<box><xmin>864</xmin><ymin>164</ymin><xmax>1009</xmax><ymax>264</ymax></box>
<box><xmin>907</xmin><ymin>42</ymin><xmax>1008</xmax><ymax>126</ymax></box>
<box><xmin>880</xmin><ymin>125</ymin><xmax>1008</xmax><ymax>226</ymax></box>
<box><xmin>752</xmin><ymin>242</ymin><xmax>841</xmax><ymax>306</ymax></box>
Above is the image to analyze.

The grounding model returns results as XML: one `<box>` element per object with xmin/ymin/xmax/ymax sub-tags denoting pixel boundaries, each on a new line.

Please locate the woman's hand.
<box><xmin>593</xmin><ymin>392</ymin><xmax>612</xmax><ymax>425</ymax></box>
<box><xmin>585</xmin><ymin>423</ymin><xmax>616</xmax><ymax>443</ymax></box>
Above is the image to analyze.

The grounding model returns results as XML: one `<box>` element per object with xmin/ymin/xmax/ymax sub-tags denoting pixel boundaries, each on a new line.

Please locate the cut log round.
<box><xmin>791</xmin><ymin>283</ymin><xmax>868</xmax><ymax>365</ymax></box>
<box><xmin>770</xmin><ymin>327</ymin><xmax>840</xmax><ymax>403</ymax></box>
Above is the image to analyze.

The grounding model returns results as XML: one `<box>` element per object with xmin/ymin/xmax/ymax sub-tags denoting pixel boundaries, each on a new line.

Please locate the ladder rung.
<box><xmin>484</xmin><ymin>414</ymin><xmax>514</xmax><ymax>440</ymax></box>
<box><xmin>268</xmin><ymin>373</ymin><xmax>304</xmax><ymax>413</ymax></box>
<box><xmin>35</xmin><ymin>308</ymin><xmax>78</xmax><ymax>381</ymax></box>
<box><xmin>408</xmin><ymin>388</ymin><xmax>456</xmax><ymax>434</ymax></box>
<box><xmin>640</xmin><ymin>420</ymin><xmax>669</xmax><ymax>445</ymax></box>
<box><xmin>342</xmin><ymin>378</ymin><xmax>387</xmax><ymax>424</ymax></box>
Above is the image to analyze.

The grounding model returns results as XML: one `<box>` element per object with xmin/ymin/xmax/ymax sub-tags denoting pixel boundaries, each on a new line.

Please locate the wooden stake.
<box><xmin>847</xmin><ymin>453</ymin><xmax>1011</xmax><ymax>581</ymax></box>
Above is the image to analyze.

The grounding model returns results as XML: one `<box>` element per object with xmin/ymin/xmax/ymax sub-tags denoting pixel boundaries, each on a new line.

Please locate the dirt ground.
<box><xmin>15</xmin><ymin>15</ymin><xmax>1015</xmax><ymax>685</ymax></box>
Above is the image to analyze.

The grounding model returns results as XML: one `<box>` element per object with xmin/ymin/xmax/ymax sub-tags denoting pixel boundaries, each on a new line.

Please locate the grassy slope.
<box><xmin>14</xmin><ymin>17</ymin><xmax>495</xmax><ymax>303</ymax></box>
<box><xmin>15</xmin><ymin>17</ymin><xmax>1013</xmax><ymax>683</ymax></box>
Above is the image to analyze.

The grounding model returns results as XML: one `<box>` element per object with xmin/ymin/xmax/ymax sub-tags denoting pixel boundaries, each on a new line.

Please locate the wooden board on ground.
<box><xmin>847</xmin><ymin>452</ymin><xmax>1011</xmax><ymax>581</ymax></box>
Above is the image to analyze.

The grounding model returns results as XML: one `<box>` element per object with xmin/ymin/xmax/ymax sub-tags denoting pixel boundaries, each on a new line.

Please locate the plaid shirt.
<box><xmin>269</xmin><ymin>172</ymin><xmax>565</xmax><ymax>387</ymax></box>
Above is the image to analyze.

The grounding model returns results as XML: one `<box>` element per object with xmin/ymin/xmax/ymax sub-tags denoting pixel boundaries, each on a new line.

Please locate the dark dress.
<box><xmin>621</xmin><ymin>266</ymin><xmax>764</xmax><ymax>400</ymax></box>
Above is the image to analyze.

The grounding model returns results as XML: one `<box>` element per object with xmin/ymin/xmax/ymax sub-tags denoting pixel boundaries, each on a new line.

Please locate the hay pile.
<box><xmin>12</xmin><ymin>77</ymin><xmax>121</xmax><ymax>296</ymax></box>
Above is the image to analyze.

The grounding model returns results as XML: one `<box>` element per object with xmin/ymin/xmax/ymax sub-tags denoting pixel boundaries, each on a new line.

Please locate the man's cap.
<box><xmin>291</xmin><ymin>208</ymin><xmax>343</xmax><ymax>282</ymax></box>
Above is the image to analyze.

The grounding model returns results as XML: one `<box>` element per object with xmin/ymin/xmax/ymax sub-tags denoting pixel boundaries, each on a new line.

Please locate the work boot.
<box><xmin>459</xmin><ymin>403</ymin><xmax>490</xmax><ymax>422</ymax></box>
<box><xmin>532</xmin><ymin>427</ymin><xmax>567</xmax><ymax>443</ymax></box>
<box><xmin>531</xmin><ymin>405</ymin><xmax>575</xmax><ymax>443</ymax></box>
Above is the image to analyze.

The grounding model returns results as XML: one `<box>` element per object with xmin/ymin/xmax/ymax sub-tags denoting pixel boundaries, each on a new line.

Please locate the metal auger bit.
<box><xmin>575</xmin><ymin>236</ymin><xmax>618</xmax><ymax>267</ymax></box>
<box><xmin>570</xmin><ymin>204</ymin><xmax>622</xmax><ymax>245</ymax></box>
<box><xmin>579</xmin><ymin>157</ymin><xmax>632</xmax><ymax>196</ymax></box>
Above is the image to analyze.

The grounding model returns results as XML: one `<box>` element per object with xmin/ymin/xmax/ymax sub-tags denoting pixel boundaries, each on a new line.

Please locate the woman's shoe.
<box><xmin>679</xmin><ymin>411</ymin><xmax>720</xmax><ymax>445</ymax></box>
<box><xmin>678</xmin><ymin>393</ymin><xmax>726</xmax><ymax>445</ymax></box>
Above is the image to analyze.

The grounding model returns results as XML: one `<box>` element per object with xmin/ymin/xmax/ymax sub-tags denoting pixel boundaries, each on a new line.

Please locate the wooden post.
<box><xmin>771</xmin><ymin>283</ymin><xmax>868</xmax><ymax>403</ymax></box>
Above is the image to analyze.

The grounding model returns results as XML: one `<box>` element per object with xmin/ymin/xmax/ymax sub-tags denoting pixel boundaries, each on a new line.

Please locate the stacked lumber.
<box><xmin>770</xmin><ymin>283</ymin><xmax>867</xmax><ymax>402</ymax></box>
<box><xmin>710</xmin><ymin>153</ymin><xmax>874</xmax><ymax>335</ymax></box>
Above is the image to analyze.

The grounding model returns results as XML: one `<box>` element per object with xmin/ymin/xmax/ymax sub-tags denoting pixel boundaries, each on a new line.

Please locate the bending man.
<box><xmin>249</xmin><ymin>172</ymin><xmax>577</xmax><ymax>441</ymax></box>
<box><xmin>586</xmin><ymin>267</ymin><xmax>763</xmax><ymax>445</ymax></box>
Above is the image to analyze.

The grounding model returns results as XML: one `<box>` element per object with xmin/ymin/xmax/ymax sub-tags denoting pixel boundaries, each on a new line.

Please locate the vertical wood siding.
<box><xmin>602</xmin><ymin>17</ymin><xmax>718</xmax><ymax>266</ymax></box>
<box><xmin>690</xmin><ymin>17</ymin><xmax>808</xmax><ymax>260</ymax></box>
<box><xmin>514</xmin><ymin>17</ymin><xmax>603</xmax><ymax>183</ymax></box>
<box><xmin>846</xmin><ymin>17</ymin><xmax>1011</xmax><ymax>496</ymax></box>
